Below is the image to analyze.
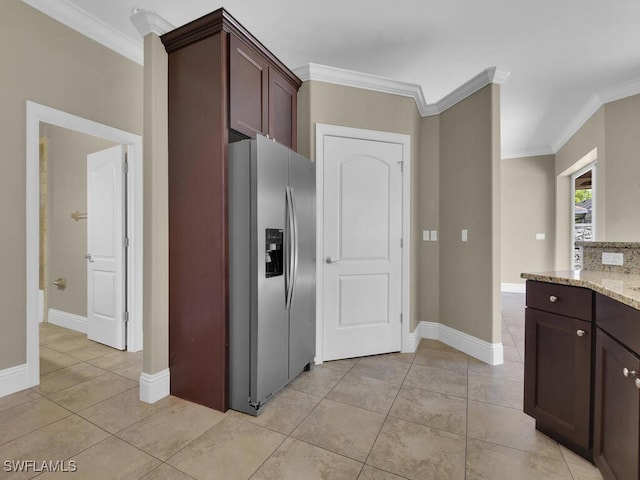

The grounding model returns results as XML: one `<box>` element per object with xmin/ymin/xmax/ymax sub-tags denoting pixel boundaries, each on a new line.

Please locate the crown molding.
<box><xmin>294</xmin><ymin>63</ymin><xmax>510</xmax><ymax>118</ymax></box>
<box><xmin>428</xmin><ymin>66</ymin><xmax>511</xmax><ymax>116</ymax></box>
<box><xmin>552</xmin><ymin>77</ymin><xmax>640</xmax><ymax>153</ymax></box>
<box><xmin>501</xmin><ymin>145</ymin><xmax>555</xmax><ymax>160</ymax></box>
<box><xmin>21</xmin><ymin>0</ymin><xmax>144</xmax><ymax>65</ymax></box>
<box><xmin>294</xmin><ymin>63</ymin><xmax>430</xmax><ymax>115</ymax></box>
<box><xmin>550</xmin><ymin>93</ymin><xmax>602</xmax><ymax>153</ymax></box>
<box><xmin>130</xmin><ymin>9</ymin><xmax>174</xmax><ymax>38</ymax></box>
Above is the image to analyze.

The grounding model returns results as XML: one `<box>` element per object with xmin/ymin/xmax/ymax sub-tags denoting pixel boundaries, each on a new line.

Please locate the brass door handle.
<box><xmin>53</xmin><ymin>278</ymin><xmax>66</xmax><ymax>289</ymax></box>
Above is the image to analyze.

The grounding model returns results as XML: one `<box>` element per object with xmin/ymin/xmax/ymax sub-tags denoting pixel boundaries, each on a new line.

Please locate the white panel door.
<box><xmin>323</xmin><ymin>136</ymin><xmax>403</xmax><ymax>360</ymax></box>
<box><xmin>87</xmin><ymin>145</ymin><xmax>126</xmax><ymax>350</ymax></box>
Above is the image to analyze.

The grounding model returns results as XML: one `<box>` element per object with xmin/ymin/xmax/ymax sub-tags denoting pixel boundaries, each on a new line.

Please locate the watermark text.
<box><xmin>3</xmin><ymin>460</ymin><xmax>77</xmax><ymax>473</ymax></box>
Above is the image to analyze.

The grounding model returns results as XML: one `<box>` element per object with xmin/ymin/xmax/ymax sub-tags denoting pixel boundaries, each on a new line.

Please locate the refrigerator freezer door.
<box><xmin>287</xmin><ymin>151</ymin><xmax>316</xmax><ymax>378</ymax></box>
<box><xmin>251</xmin><ymin>136</ymin><xmax>291</xmax><ymax>407</ymax></box>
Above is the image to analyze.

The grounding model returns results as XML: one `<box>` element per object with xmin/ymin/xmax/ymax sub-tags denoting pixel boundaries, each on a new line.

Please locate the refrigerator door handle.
<box><xmin>289</xmin><ymin>187</ymin><xmax>299</xmax><ymax>308</ymax></box>
<box><xmin>285</xmin><ymin>186</ymin><xmax>295</xmax><ymax>309</ymax></box>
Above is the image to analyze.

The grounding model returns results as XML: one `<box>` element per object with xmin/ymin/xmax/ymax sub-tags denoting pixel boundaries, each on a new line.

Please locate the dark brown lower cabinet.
<box><xmin>593</xmin><ymin>328</ymin><xmax>640</xmax><ymax>480</ymax></box>
<box><xmin>524</xmin><ymin>308</ymin><xmax>593</xmax><ymax>455</ymax></box>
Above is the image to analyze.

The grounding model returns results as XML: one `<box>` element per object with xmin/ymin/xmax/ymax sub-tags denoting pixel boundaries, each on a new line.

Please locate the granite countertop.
<box><xmin>521</xmin><ymin>270</ymin><xmax>640</xmax><ymax>310</ymax></box>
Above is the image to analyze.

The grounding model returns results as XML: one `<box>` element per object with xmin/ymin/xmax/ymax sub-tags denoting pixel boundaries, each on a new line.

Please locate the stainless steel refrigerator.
<box><xmin>228</xmin><ymin>134</ymin><xmax>316</xmax><ymax>416</ymax></box>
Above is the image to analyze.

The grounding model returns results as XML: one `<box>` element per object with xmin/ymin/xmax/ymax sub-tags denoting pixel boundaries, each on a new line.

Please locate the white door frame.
<box><xmin>26</xmin><ymin>101</ymin><xmax>143</xmax><ymax>387</ymax></box>
<box><xmin>315</xmin><ymin>123</ymin><xmax>411</xmax><ymax>364</ymax></box>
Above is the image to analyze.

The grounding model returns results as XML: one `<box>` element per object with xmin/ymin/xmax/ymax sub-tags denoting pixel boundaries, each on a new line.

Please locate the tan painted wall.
<box><xmin>604</xmin><ymin>94</ymin><xmax>640</xmax><ymax>240</ymax></box>
<box><xmin>501</xmin><ymin>155</ymin><xmax>556</xmax><ymax>283</ymax></box>
<box><xmin>418</xmin><ymin>116</ymin><xmax>440</xmax><ymax>324</ymax></box>
<box><xmin>297</xmin><ymin>81</ymin><xmax>422</xmax><ymax>330</ymax></box>
<box><xmin>554</xmin><ymin>109</ymin><xmax>605</xmax><ymax>269</ymax></box>
<box><xmin>0</xmin><ymin>0</ymin><xmax>142</xmax><ymax>370</ymax></box>
<box><xmin>553</xmin><ymin>94</ymin><xmax>640</xmax><ymax>269</ymax></box>
<box><xmin>143</xmin><ymin>34</ymin><xmax>169</xmax><ymax>375</ymax></box>
<box><xmin>439</xmin><ymin>85</ymin><xmax>501</xmax><ymax>343</ymax></box>
<box><xmin>42</xmin><ymin>124</ymin><xmax>116</xmax><ymax>317</ymax></box>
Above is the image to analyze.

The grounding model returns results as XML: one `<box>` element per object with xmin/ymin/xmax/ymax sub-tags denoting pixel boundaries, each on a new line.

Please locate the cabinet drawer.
<box><xmin>526</xmin><ymin>280</ymin><xmax>593</xmax><ymax>321</ymax></box>
<box><xmin>596</xmin><ymin>293</ymin><xmax>640</xmax><ymax>354</ymax></box>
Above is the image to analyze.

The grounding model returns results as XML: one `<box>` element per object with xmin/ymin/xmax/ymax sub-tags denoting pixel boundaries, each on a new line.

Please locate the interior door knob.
<box><xmin>623</xmin><ymin>367</ymin><xmax>637</xmax><ymax>377</ymax></box>
<box><xmin>325</xmin><ymin>257</ymin><xmax>340</xmax><ymax>264</ymax></box>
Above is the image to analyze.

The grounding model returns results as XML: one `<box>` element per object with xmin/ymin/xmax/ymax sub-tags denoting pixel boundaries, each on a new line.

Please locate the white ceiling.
<box><xmin>24</xmin><ymin>0</ymin><xmax>640</xmax><ymax>158</ymax></box>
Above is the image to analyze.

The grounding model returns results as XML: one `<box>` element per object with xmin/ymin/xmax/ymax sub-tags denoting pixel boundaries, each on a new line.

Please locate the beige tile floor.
<box><xmin>0</xmin><ymin>293</ymin><xmax>604</xmax><ymax>479</ymax></box>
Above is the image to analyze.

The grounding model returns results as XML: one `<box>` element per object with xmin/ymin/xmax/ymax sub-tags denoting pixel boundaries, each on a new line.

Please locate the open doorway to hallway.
<box><xmin>24</xmin><ymin>102</ymin><xmax>143</xmax><ymax>393</ymax></box>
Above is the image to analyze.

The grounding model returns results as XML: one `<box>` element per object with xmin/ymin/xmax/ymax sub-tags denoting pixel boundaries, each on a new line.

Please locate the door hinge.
<box><xmin>122</xmin><ymin>237</ymin><xmax>129</xmax><ymax>248</ymax></box>
<box><xmin>400</xmin><ymin>313</ymin><xmax>403</xmax><ymax>324</ymax></box>
<box><xmin>122</xmin><ymin>161</ymin><xmax>128</xmax><ymax>174</ymax></box>
<box><xmin>123</xmin><ymin>312</ymin><xmax>129</xmax><ymax>324</ymax></box>
<box><xmin>400</xmin><ymin>238</ymin><xmax>403</xmax><ymax>248</ymax></box>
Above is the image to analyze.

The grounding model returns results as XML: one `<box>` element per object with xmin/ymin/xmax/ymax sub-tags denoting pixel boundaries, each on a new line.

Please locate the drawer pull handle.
<box><xmin>576</xmin><ymin>330</ymin><xmax>585</xmax><ymax>337</ymax></box>
<box><xmin>623</xmin><ymin>367</ymin><xmax>637</xmax><ymax>378</ymax></box>
<box><xmin>549</xmin><ymin>295</ymin><xmax>558</xmax><ymax>303</ymax></box>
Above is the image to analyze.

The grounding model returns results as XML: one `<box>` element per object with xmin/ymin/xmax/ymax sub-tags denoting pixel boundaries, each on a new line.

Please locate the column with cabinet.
<box><xmin>161</xmin><ymin>8</ymin><xmax>301</xmax><ymax>411</ymax></box>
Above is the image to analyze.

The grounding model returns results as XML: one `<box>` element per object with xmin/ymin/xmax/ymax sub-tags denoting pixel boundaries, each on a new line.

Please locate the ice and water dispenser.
<box><xmin>265</xmin><ymin>228</ymin><xmax>283</xmax><ymax>278</ymax></box>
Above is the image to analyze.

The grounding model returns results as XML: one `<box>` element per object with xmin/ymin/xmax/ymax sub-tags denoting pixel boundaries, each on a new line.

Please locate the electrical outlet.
<box><xmin>461</xmin><ymin>229</ymin><xmax>468</xmax><ymax>242</ymax></box>
<box><xmin>430</xmin><ymin>230</ymin><xmax>437</xmax><ymax>241</ymax></box>
<box><xmin>423</xmin><ymin>230</ymin><xmax>430</xmax><ymax>241</ymax></box>
<box><xmin>536</xmin><ymin>233</ymin><xmax>545</xmax><ymax>240</ymax></box>
<box><xmin>602</xmin><ymin>252</ymin><xmax>624</xmax><ymax>266</ymax></box>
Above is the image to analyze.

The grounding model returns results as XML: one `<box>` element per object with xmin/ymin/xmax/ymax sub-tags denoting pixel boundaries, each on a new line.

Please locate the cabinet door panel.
<box><xmin>229</xmin><ymin>34</ymin><xmax>268</xmax><ymax>138</ymax></box>
<box><xmin>524</xmin><ymin>308</ymin><xmax>592</xmax><ymax>449</ymax></box>
<box><xmin>268</xmin><ymin>68</ymin><xmax>297</xmax><ymax>149</ymax></box>
<box><xmin>594</xmin><ymin>328</ymin><xmax>640</xmax><ymax>480</ymax></box>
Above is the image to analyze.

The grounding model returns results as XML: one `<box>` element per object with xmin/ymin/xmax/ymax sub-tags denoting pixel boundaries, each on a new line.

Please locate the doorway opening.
<box><xmin>571</xmin><ymin>163</ymin><xmax>596</xmax><ymax>269</ymax></box>
<box><xmin>25</xmin><ymin>101</ymin><xmax>143</xmax><ymax>389</ymax></box>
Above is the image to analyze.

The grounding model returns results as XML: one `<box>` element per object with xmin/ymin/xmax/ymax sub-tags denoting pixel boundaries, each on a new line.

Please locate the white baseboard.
<box><xmin>139</xmin><ymin>368</ymin><xmax>170</xmax><ymax>404</ymax></box>
<box><xmin>0</xmin><ymin>363</ymin><xmax>33</xmax><ymax>398</ymax></box>
<box><xmin>418</xmin><ymin>321</ymin><xmax>504</xmax><ymax>365</ymax></box>
<box><xmin>404</xmin><ymin>328</ymin><xmax>421</xmax><ymax>353</ymax></box>
<box><xmin>501</xmin><ymin>282</ymin><xmax>526</xmax><ymax>293</ymax></box>
<box><xmin>48</xmin><ymin>308</ymin><xmax>87</xmax><ymax>334</ymax></box>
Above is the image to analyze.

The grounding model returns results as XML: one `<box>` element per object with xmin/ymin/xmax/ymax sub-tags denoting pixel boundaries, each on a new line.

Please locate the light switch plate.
<box><xmin>423</xmin><ymin>230</ymin><xmax>430</xmax><ymax>241</ymax></box>
<box><xmin>602</xmin><ymin>252</ymin><xmax>624</xmax><ymax>266</ymax></box>
<box><xmin>536</xmin><ymin>233</ymin><xmax>545</xmax><ymax>240</ymax></box>
<box><xmin>461</xmin><ymin>229</ymin><xmax>468</xmax><ymax>242</ymax></box>
<box><xmin>430</xmin><ymin>230</ymin><xmax>437</xmax><ymax>241</ymax></box>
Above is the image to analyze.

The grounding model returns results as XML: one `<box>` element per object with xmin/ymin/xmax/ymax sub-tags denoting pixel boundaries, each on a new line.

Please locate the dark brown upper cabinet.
<box><xmin>229</xmin><ymin>33</ymin><xmax>298</xmax><ymax>149</ymax></box>
<box><xmin>161</xmin><ymin>8</ymin><xmax>301</xmax><ymax>412</ymax></box>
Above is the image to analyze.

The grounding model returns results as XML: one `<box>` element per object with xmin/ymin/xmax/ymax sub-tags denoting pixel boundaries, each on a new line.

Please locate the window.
<box><xmin>571</xmin><ymin>164</ymin><xmax>595</xmax><ymax>269</ymax></box>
